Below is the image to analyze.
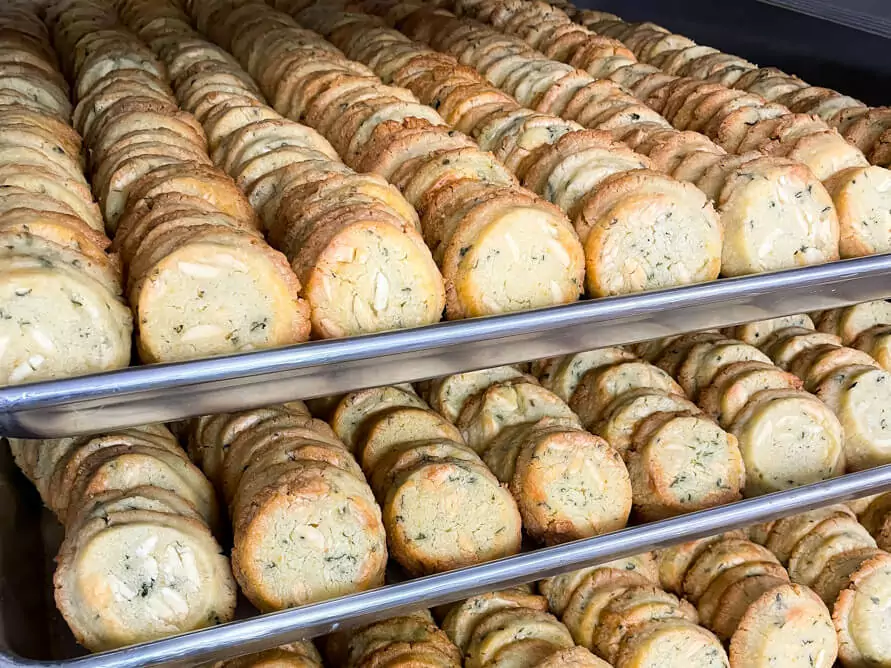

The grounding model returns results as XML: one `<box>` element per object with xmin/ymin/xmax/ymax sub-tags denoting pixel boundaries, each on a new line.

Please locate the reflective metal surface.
<box><xmin>3</xmin><ymin>254</ymin><xmax>891</xmax><ymax>438</ymax></box>
<box><xmin>2</xmin><ymin>463</ymin><xmax>889</xmax><ymax>667</ymax></box>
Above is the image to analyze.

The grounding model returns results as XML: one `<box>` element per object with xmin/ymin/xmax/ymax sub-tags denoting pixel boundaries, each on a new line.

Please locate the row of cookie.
<box><xmin>185</xmin><ymin>401</ymin><xmax>387</xmax><ymax>613</ymax></box>
<box><xmin>0</xmin><ymin>6</ymin><xmax>71</xmax><ymax>120</ymax></box>
<box><xmin>188</xmin><ymin>0</ymin><xmax>589</xmax><ymax>320</ymax></box>
<box><xmin>814</xmin><ymin>300</ymin><xmax>891</xmax><ymax>371</ymax></box>
<box><xmin>325</xmin><ymin>609</ymin><xmax>462</xmax><ymax>667</ymax></box>
<box><xmin>348</xmin><ymin>2</ymin><xmax>852</xmax><ymax>278</ymax></box>
<box><xmin>49</xmin><ymin>0</ymin><xmax>314</xmax><ymax>364</ymax></box>
<box><xmin>656</xmin><ymin>531</ymin><xmax>837</xmax><ymax>666</ymax></box>
<box><xmin>211</xmin><ymin>641</ymin><xmax>323</xmax><ymax>668</ymax></box>
<box><xmin>425</xmin><ymin>367</ymin><xmax>640</xmax><ymax>532</ymax></box>
<box><xmin>442</xmin><ymin>0</ymin><xmax>891</xmax><ymax>261</ymax></box>
<box><xmin>303</xmin><ymin>9</ymin><xmax>727</xmax><ymax>300</ymax></box>
<box><xmin>541</xmin><ymin>553</ymin><xmax>733</xmax><ymax>666</ymax></box>
<box><xmin>0</xmin><ymin>4</ymin><xmax>132</xmax><ymax>387</ymax></box>
<box><xmin>324</xmin><ymin>383</ymin><xmax>524</xmax><ymax>575</ymax></box>
<box><xmin>720</xmin><ymin>312</ymin><xmax>891</xmax><ymax>472</ymax></box>
<box><xmin>457</xmin><ymin>0</ymin><xmax>864</xmax><ymax>173</ymax></box>
<box><xmin>752</xmin><ymin>503</ymin><xmax>891</xmax><ymax>667</ymax></box>
<box><xmin>556</xmin><ymin>1</ymin><xmax>891</xmax><ymax>211</ymax></box>
<box><xmin>571</xmin><ymin>5</ymin><xmax>891</xmax><ymax>170</ymax></box>
<box><xmin>113</xmin><ymin>0</ymin><xmax>448</xmax><ymax>340</ymax></box>
<box><xmin>7</xmin><ymin>425</ymin><xmax>235</xmax><ymax>652</ymax></box>
<box><xmin>424</xmin><ymin>352</ymin><xmax>745</xmax><ymax>522</ymax></box>
<box><xmin>438</xmin><ymin>587</ymin><xmax>609</xmax><ymax>667</ymax></box>
<box><xmin>635</xmin><ymin>331</ymin><xmax>847</xmax><ymax>496</ymax></box>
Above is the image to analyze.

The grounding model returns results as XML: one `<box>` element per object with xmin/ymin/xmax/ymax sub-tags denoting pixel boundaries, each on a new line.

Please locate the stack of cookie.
<box><xmin>0</xmin><ymin>3</ymin><xmax>131</xmax><ymax>386</ymax></box>
<box><xmin>306</xmin><ymin>11</ymin><xmax>724</xmax><ymax>300</ymax></box>
<box><xmin>8</xmin><ymin>425</ymin><xmax>236</xmax><ymax>652</ymax></box>
<box><xmin>112</xmin><ymin>0</ymin><xmax>447</xmax><ymax>340</ymax></box>
<box><xmin>350</xmin><ymin>2</ymin><xmax>844</xmax><ymax>277</ymax></box>
<box><xmin>638</xmin><ymin>332</ymin><xmax>845</xmax><ymax>496</ymax></box>
<box><xmin>816</xmin><ymin>300</ymin><xmax>891</xmax><ymax>371</ymax></box>
<box><xmin>547</xmin><ymin>349</ymin><xmax>745</xmax><ymax>518</ymax></box>
<box><xmin>50</xmin><ymin>0</ymin><xmax>312</xmax><ymax>363</ymax></box>
<box><xmin>187</xmin><ymin>402</ymin><xmax>386</xmax><ymax>612</ymax></box>
<box><xmin>540</xmin><ymin>553</ymin><xmax>731</xmax><ymax>667</ymax></box>
<box><xmin>329</xmin><ymin>384</ymin><xmax>523</xmax><ymax>574</ymax></box>
<box><xmin>657</xmin><ymin>532</ymin><xmax>838</xmax><ymax>666</ymax></box>
<box><xmin>440</xmin><ymin>587</ymin><xmax>607</xmax><ymax>667</ymax></box>
<box><xmin>751</xmin><ymin>505</ymin><xmax>891</xmax><ymax>667</ymax></box>
<box><xmin>724</xmin><ymin>314</ymin><xmax>891</xmax><ymax>472</ymax></box>
<box><xmin>513</xmin><ymin>0</ymin><xmax>891</xmax><ymax>259</ymax></box>
<box><xmin>211</xmin><ymin>641</ymin><xmax>323</xmax><ymax>668</ymax></box>
<box><xmin>193</xmin><ymin>0</ymin><xmax>586</xmax><ymax>320</ymax></box>
<box><xmin>571</xmin><ymin>4</ymin><xmax>891</xmax><ymax>170</ymax></box>
<box><xmin>324</xmin><ymin>610</ymin><xmax>462</xmax><ymax>667</ymax></box>
<box><xmin>423</xmin><ymin>366</ymin><xmax>634</xmax><ymax>545</ymax></box>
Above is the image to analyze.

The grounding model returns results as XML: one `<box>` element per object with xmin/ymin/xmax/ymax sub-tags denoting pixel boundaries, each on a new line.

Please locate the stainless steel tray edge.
<box><xmin>3</xmin><ymin>254</ymin><xmax>891</xmax><ymax>438</ymax></box>
<box><xmin>4</xmin><ymin>464</ymin><xmax>890</xmax><ymax>668</ymax></box>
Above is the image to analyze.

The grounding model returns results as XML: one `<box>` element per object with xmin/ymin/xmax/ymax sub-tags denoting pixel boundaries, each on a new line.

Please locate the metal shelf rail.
<box><xmin>3</xmin><ymin>254</ymin><xmax>891</xmax><ymax>438</ymax></box>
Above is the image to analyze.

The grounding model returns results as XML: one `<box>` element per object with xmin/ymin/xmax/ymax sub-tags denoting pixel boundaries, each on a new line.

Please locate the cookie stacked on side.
<box><xmin>187</xmin><ymin>402</ymin><xmax>387</xmax><ymax>612</ymax></box>
<box><xmin>303</xmin><ymin>11</ymin><xmax>723</xmax><ymax>300</ymax></box>
<box><xmin>534</xmin><ymin>348</ymin><xmax>746</xmax><ymax>519</ymax></box>
<box><xmin>654</xmin><ymin>532</ymin><xmax>837</xmax><ymax>667</ymax></box>
<box><xmin>525</xmin><ymin>0</ymin><xmax>891</xmax><ymax>259</ymax></box>
<box><xmin>751</xmin><ymin>504</ymin><xmax>891</xmax><ymax>668</ymax></box>
<box><xmin>324</xmin><ymin>610</ymin><xmax>462</xmax><ymax>667</ymax></box>
<box><xmin>50</xmin><ymin>0</ymin><xmax>311</xmax><ymax>363</ymax></box>
<box><xmin>637</xmin><ymin>332</ymin><xmax>845</xmax><ymax>496</ymax></box>
<box><xmin>211</xmin><ymin>641</ymin><xmax>323</xmax><ymax>667</ymax></box>
<box><xmin>8</xmin><ymin>425</ymin><xmax>236</xmax><ymax>652</ymax></box>
<box><xmin>816</xmin><ymin>300</ymin><xmax>891</xmax><ymax>372</ymax></box>
<box><xmin>329</xmin><ymin>384</ymin><xmax>523</xmax><ymax>575</ymax></box>
<box><xmin>192</xmin><ymin>0</ymin><xmax>586</xmax><ymax>320</ymax></box>
<box><xmin>540</xmin><ymin>553</ymin><xmax>731</xmax><ymax>667</ymax></box>
<box><xmin>571</xmin><ymin>4</ymin><xmax>891</xmax><ymax>170</ymax></box>
<box><xmin>353</xmin><ymin>1</ymin><xmax>843</xmax><ymax>277</ymax></box>
<box><xmin>440</xmin><ymin>587</ymin><xmax>607</xmax><ymax>667</ymax></box>
<box><xmin>114</xmin><ymin>0</ymin><xmax>446</xmax><ymax>340</ymax></box>
<box><xmin>424</xmin><ymin>365</ymin><xmax>634</xmax><ymax>544</ymax></box>
<box><xmin>724</xmin><ymin>313</ymin><xmax>891</xmax><ymax>472</ymax></box>
<box><xmin>0</xmin><ymin>3</ymin><xmax>131</xmax><ymax>386</ymax></box>
<box><xmin>734</xmin><ymin>309</ymin><xmax>891</xmax><ymax>472</ymax></box>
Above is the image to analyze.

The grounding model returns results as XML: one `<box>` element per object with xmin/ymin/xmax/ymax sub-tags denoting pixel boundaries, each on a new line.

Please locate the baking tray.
<box><xmin>2</xmin><ymin>437</ymin><xmax>889</xmax><ymax>667</ymax></box>
<box><xmin>3</xmin><ymin>254</ymin><xmax>891</xmax><ymax>438</ymax></box>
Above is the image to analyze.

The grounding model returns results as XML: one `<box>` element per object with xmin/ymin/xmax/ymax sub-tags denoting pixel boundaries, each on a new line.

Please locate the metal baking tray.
<box><xmin>2</xmin><ymin>437</ymin><xmax>889</xmax><ymax>667</ymax></box>
<box><xmin>3</xmin><ymin>254</ymin><xmax>891</xmax><ymax>438</ymax></box>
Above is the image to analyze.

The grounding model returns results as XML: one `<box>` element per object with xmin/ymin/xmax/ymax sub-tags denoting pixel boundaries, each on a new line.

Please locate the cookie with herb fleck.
<box><xmin>331</xmin><ymin>385</ymin><xmax>428</xmax><ymax>453</ymax></box>
<box><xmin>613</xmin><ymin>618</ymin><xmax>729</xmax><ymax>668</ymax></box>
<box><xmin>698</xmin><ymin>361</ymin><xmax>802</xmax><ymax>428</ymax></box>
<box><xmin>457</xmin><ymin>379</ymin><xmax>580</xmax><ymax>453</ymax></box>
<box><xmin>730</xmin><ymin>583</ymin><xmax>837</xmax><ymax>668</ymax></box>
<box><xmin>382</xmin><ymin>457</ymin><xmax>522</xmax><ymax>575</ymax></box>
<box><xmin>729</xmin><ymin>388</ymin><xmax>845</xmax><ymax>495</ymax></box>
<box><xmin>441</xmin><ymin>588</ymin><xmax>550</xmax><ymax>652</ymax></box>
<box><xmin>54</xmin><ymin>509</ymin><xmax>236</xmax><ymax>652</ymax></box>
<box><xmin>359</xmin><ymin>406</ymin><xmax>464</xmax><ymax>473</ymax></box>
<box><xmin>426</xmin><ymin>365</ymin><xmax>527</xmax><ymax>423</ymax></box>
<box><xmin>627</xmin><ymin>412</ymin><xmax>744</xmax><ymax>521</ymax></box>
<box><xmin>231</xmin><ymin>461</ymin><xmax>386</xmax><ymax>612</ymax></box>
<box><xmin>464</xmin><ymin>607</ymin><xmax>574</xmax><ymax>668</ymax></box>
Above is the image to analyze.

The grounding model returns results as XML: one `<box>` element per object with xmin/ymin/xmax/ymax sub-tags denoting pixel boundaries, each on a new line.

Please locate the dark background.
<box><xmin>574</xmin><ymin>0</ymin><xmax>891</xmax><ymax>107</ymax></box>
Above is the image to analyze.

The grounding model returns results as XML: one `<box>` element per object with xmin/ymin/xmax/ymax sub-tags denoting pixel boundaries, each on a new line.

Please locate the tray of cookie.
<box><xmin>3</xmin><ymin>0</ymin><xmax>891</xmax><ymax>439</ymax></box>
<box><xmin>4</xmin><ymin>0</ymin><xmax>891</xmax><ymax>665</ymax></box>
<box><xmin>6</xmin><ymin>304</ymin><xmax>891</xmax><ymax>666</ymax></box>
